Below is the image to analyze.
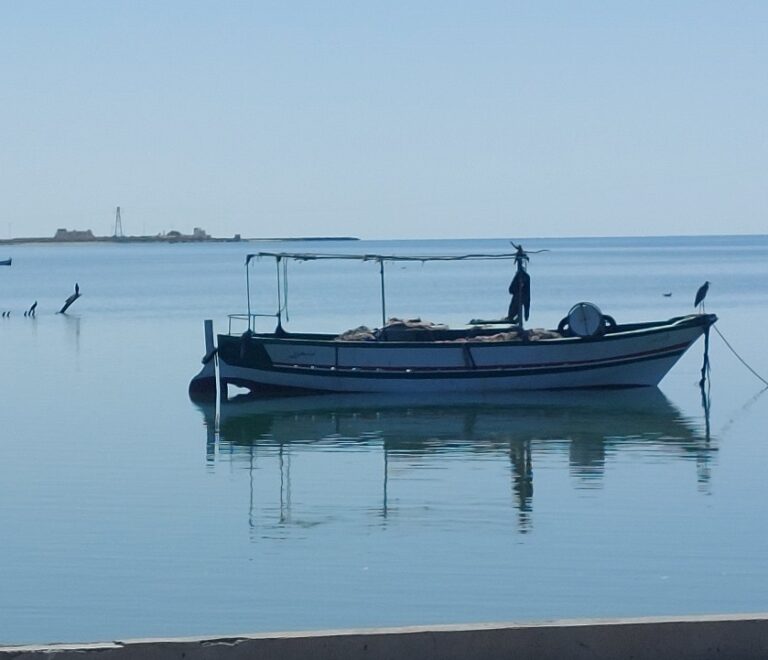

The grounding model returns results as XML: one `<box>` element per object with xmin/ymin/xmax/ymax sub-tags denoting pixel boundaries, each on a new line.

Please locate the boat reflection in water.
<box><xmin>194</xmin><ymin>388</ymin><xmax>714</xmax><ymax>533</ymax></box>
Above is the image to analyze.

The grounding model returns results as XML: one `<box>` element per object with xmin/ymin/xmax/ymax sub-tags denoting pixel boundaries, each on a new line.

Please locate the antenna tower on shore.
<box><xmin>114</xmin><ymin>206</ymin><xmax>124</xmax><ymax>238</ymax></box>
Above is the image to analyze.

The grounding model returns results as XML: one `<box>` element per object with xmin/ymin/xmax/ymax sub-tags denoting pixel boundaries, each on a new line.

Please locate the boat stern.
<box><xmin>188</xmin><ymin>359</ymin><xmax>217</xmax><ymax>401</ymax></box>
<box><xmin>188</xmin><ymin>320</ymin><xmax>219</xmax><ymax>401</ymax></box>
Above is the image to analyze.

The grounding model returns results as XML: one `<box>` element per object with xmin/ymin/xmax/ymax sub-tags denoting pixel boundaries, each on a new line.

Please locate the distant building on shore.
<box><xmin>165</xmin><ymin>227</ymin><xmax>211</xmax><ymax>241</ymax></box>
<box><xmin>54</xmin><ymin>228</ymin><xmax>96</xmax><ymax>242</ymax></box>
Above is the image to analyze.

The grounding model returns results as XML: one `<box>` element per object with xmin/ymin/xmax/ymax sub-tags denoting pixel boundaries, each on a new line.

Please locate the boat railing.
<box><xmin>228</xmin><ymin>313</ymin><xmax>277</xmax><ymax>335</ymax></box>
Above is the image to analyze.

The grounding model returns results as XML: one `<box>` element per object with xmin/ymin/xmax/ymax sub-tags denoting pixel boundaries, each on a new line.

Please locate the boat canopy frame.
<box><xmin>238</xmin><ymin>251</ymin><xmax>523</xmax><ymax>332</ymax></box>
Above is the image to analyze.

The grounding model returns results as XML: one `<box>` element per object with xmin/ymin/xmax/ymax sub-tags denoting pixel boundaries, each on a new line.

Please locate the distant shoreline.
<box><xmin>0</xmin><ymin>236</ymin><xmax>360</xmax><ymax>246</ymax></box>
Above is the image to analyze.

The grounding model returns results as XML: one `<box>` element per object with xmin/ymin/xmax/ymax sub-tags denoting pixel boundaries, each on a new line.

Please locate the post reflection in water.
<box><xmin>509</xmin><ymin>440</ymin><xmax>533</xmax><ymax>532</ymax></box>
<box><xmin>63</xmin><ymin>313</ymin><xmax>81</xmax><ymax>354</ymax></box>
<box><xmin>196</xmin><ymin>388</ymin><xmax>714</xmax><ymax>535</ymax></box>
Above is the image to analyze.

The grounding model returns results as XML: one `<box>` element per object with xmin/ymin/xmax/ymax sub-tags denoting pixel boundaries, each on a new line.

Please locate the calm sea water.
<box><xmin>1</xmin><ymin>236</ymin><xmax>767</xmax><ymax>644</ymax></box>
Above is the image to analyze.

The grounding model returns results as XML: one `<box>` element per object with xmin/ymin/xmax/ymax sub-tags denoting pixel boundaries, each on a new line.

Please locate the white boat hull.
<box><xmin>218</xmin><ymin>353</ymin><xmax>684</xmax><ymax>393</ymax></box>
<box><xmin>190</xmin><ymin>314</ymin><xmax>715</xmax><ymax>398</ymax></box>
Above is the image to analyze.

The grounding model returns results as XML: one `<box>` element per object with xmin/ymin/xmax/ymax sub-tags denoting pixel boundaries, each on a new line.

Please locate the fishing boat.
<box><xmin>0</xmin><ymin>258</ymin><xmax>11</xmax><ymax>266</ymax></box>
<box><xmin>189</xmin><ymin>247</ymin><xmax>716</xmax><ymax>399</ymax></box>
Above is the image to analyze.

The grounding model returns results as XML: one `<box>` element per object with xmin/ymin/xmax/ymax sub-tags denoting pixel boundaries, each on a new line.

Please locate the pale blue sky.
<box><xmin>1</xmin><ymin>1</ymin><xmax>766</xmax><ymax>239</ymax></box>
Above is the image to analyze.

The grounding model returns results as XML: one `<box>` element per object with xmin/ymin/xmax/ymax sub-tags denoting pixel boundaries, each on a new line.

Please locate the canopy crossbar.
<box><xmin>246</xmin><ymin>251</ymin><xmax>521</xmax><ymax>264</ymax></box>
<box><xmin>244</xmin><ymin>251</ymin><xmax>521</xmax><ymax>331</ymax></box>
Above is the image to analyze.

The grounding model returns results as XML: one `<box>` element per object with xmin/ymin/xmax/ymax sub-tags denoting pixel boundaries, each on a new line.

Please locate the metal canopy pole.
<box><xmin>245</xmin><ymin>259</ymin><xmax>252</xmax><ymax>331</ymax></box>
<box><xmin>275</xmin><ymin>256</ymin><xmax>283</xmax><ymax>329</ymax></box>
<box><xmin>379</xmin><ymin>258</ymin><xmax>387</xmax><ymax>327</ymax></box>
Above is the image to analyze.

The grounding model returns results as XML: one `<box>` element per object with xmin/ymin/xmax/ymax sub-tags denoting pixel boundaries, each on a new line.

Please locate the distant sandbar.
<box><xmin>0</xmin><ymin>227</ymin><xmax>359</xmax><ymax>245</ymax></box>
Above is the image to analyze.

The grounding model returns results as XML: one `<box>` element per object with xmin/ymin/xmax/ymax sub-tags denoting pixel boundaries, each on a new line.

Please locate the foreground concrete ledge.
<box><xmin>3</xmin><ymin>613</ymin><xmax>768</xmax><ymax>660</ymax></box>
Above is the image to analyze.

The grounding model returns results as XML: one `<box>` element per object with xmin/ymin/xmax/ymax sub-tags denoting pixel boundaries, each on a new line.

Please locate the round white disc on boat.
<box><xmin>567</xmin><ymin>302</ymin><xmax>604</xmax><ymax>337</ymax></box>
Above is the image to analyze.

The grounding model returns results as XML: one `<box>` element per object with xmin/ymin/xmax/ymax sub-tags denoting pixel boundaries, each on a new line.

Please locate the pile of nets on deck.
<box><xmin>336</xmin><ymin>318</ymin><xmax>561</xmax><ymax>342</ymax></box>
<box><xmin>335</xmin><ymin>318</ymin><xmax>448</xmax><ymax>341</ymax></box>
<box><xmin>336</xmin><ymin>326</ymin><xmax>378</xmax><ymax>341</ymax></box>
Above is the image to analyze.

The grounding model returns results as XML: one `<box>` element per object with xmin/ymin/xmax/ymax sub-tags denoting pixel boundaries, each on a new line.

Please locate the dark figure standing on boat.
<box><xmin>507</xmin><ymin>244</ymin><xmax>531</xmax><ymax>325</ymax></box>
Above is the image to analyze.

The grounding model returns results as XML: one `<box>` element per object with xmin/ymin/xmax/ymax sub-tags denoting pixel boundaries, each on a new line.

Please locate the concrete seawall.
<box><xmin>3</xmin><ymin>614</ymin><xmax>768</xmax><ymax>660</ymax></box>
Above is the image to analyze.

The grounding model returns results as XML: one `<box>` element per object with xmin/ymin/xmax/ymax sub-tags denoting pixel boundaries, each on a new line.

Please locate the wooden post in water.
<box><xmin>58</xmin><ymin>283</ymin><xmax>81</xmax><ymax>314</ymax></box>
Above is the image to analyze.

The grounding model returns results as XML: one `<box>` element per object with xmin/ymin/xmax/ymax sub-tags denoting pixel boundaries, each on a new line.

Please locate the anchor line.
<box><xmin>712</xmin><ymin>324</ymin><xmax>768</xmax><ymax>388</ymax></box>
<box><xmin>716</xmin><ymin>386</ymin><xmax>767</xmax><ymax>439</ymax></box>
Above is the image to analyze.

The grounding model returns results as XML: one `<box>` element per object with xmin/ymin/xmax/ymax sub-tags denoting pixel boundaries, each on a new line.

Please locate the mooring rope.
<box><xmin>713</xmin><ymin>324</ymin><xmax>768</xmax><ymax>387</ymax></box>
<box><xmin>700</xmin><ymin>325</ymin><xmax>711</xmax><ymax>387</ymax></box>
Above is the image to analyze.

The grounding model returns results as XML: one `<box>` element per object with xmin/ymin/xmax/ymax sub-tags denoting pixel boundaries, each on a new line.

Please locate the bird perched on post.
<box><xmin>58</xmin><ymin>283</ymin><xmax>82</xmax><ymax>314</ymax></box>
<box><xmin>694</xmin><ymin>281</ymin><xmax>710</xmax><ymax>311</ymax></box>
